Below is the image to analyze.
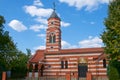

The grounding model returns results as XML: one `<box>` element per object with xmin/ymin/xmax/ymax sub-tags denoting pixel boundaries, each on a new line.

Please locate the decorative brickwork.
<box><xmin>46</xmin><ymin>10</ymin><xmax>61</xmax><ymax>52</ymax></box>
<box><xmin>27</xmin><ymin>7</ymin><xmax>108</xmax><ymax>80</ymax></box>
<box><xmin>87</xmin><ymin>72</ymin><xmax>92</xmax><ymax>80</ymax></box>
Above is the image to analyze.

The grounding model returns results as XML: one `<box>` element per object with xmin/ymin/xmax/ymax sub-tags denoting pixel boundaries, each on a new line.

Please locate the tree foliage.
<box><xmin>0</xmin><ymin>15</ymin><xmax>18</xmax><ymax>71</ymax></box>
<box><xmin>101</xmin><ymin>0</ymin><xmax>120</xmax><ymax>60</ymax></box>
<box><xmin>0</xmin><ymin>15</ymin><xmax>31</xmax><ymax>78</ymax></box>
<box><xmin>101</xmin><ymin>0</ymin><xmax>120</xmax><ymax>79</ymax></box>
<box><xmin>107</xmin><ymin>60</ymin><xmax>120</xmax><ymax>80</ymax></box>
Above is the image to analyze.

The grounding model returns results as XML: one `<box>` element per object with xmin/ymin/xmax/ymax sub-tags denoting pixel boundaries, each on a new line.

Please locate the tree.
<box><xmin>0</xmin><ymin>15</ymin><xmax>17</xmax><ymax>71</ymax></box>
<box><xmin>101</xmin><ymin>0</ymin><xmax>120</xmax><ymax>60</ymax></box>
<box><xmin>11</xmin><ymin>51</ymin><xmax>29</xmax><ymax>78</ymax></box>
<box><xmin>0</xmin><ymin>15</ymin><xmax>30</xmax><ymax>79</ymax></box>
<box><xmin>26</xmin><ymin>48</ymin><xmax>31</xmax><ymax>59</ymax></box>
<box><xmin>101</xmin><ymin>0</ymin><xmax>120</xmax><ymax>79</ymax></box>
<box><xmin>0</xmin><ymin>16</ymin><xmax>5</xmax><ymax>33</ymax></box>
<box><xmin>107</xmin><ymin>60</ymin><xmax>120</xmax><ymax>80</ymax></box>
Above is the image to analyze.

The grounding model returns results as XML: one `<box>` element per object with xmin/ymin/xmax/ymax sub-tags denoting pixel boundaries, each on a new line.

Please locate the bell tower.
<box><xmin>46</xmin><ymin>6</ymin><xmax>61</xmax><ymax>52</ymax></box>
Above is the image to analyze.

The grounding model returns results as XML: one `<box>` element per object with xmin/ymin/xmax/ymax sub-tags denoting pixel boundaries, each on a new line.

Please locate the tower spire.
<box><xmin>48</xmin><ymin>2</ymin><xmax>61</xmax><ymax>20</ymax></box>
<box><xmin>53</xmin><ymin>2</ymin><xmax>56</xmax><ymax>11</ymax></box>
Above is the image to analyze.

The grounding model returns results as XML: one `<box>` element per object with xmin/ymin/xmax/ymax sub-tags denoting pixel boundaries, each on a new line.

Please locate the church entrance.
<box><xmin>78</xmin><ymin>58</ymin><xmax>88</xmax><ymax>80</ymax></box>
<box><xmin>78</xmin><ymin>63</ymin><xmax>88</xmax><ymax>78</ymax></box>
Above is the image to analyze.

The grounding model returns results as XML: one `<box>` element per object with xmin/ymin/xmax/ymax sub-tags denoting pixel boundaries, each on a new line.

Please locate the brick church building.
<box><xmin>27</xmin><ymin>7</ymin><xmax>108</xmax><ymax>80</ymax></box>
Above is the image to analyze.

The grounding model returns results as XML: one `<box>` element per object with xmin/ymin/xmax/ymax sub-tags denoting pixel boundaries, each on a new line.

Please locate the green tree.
<box><xmin>0</xmin><ymin>16</ymin><xmax>5</xmax><ymax>33</ymax></box>
<box><xmin>101</xmin><ymin>0</ymin><xmax>120</xmax><ymax>60</ymax></box>
<box><xmin>11</xmin><ymin>51</ymin><xmax>28</xmax><ymax>78</ymax></box>
<box><xmin>0</xmin><ymin>15</ymin><xmax>30</xmax><ymax>79</ymax></box>
<box><xmin>101</xmin><ymin>0</ymin><xmax>120</xmax><ymax>79</ymax></box>
<box><xmin>26</xmin><ymin>48</ymin><xmax>31</xmax><ymax>59</ymax></box>
<box><xmin>107</xmin><ymin>60</ymin><xmax>120</xmax><ymax>80</ymax></box>
<box><xmin>0</xmin><ymin>15</ymin><xmax>17</xmax><ymax>71</ymax></box>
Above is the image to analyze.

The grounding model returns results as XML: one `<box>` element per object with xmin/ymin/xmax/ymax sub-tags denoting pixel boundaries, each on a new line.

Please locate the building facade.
<box><xmin>27</xmin><ymin>8</ymin><xmax>108</xmax><ymax>80</ymax></box>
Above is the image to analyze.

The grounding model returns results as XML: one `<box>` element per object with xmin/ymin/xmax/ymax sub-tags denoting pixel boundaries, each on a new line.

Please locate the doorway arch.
<box><xmin>78</xmin><ymin>58</ymin><xmax>88</xmax><ymax>78</ymax></box>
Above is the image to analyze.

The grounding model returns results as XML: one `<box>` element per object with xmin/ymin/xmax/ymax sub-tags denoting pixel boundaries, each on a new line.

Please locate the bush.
<box><xmin>107</xmin><ymin>60</ymin><xmax>120</xmax><ymax>80</ymax></box>
<box><xmin>11</xmin><ymin>66</ymin><xmax>27</xmax><ymax>79</ymax></box>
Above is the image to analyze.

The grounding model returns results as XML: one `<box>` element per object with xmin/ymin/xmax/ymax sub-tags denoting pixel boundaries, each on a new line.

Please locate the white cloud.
<box><xmin>61</xmin><ymin>21</ymin><xmax>71</xmax><ymax>27</ymax></box>
<box><xmin>62</xmin><ymin>36</ymin><xmax>103</xmax><ymax>49</ymax></box>
<box><xmin>61</xmin><ymin>40</ymin><xmax>71</xmax><ymax>49</ymax></box>
<box><xmin>24</xmin><ymin>1</ymin><xmax>71</xmax><ymax>32</ymax></box>
<box><xmin>35</xmin><ymin>17</ymin><xmax>47</xmax><ymax>24</ymax></box>
<box><xmin>34</xmin><ymin>45</ymin><xmax>46</xmax><ymax>50</ymax></box>
<box><xmin>37</xmin><ymin>34</ymin><xmax>46</xmax><ymax>38</ymax></box>
<box><xmin>59</xmin><ymin>0</ymin><xmax>111</xmax><ymax>11</ymax></box>
<box><xmin>61</xmin><ymin>40</ymin><xmax>77</xmax><ymax>49</ymax></box>
<box><xmin>33</xmin><ymin>0</ymin><xmax>43</xmax><ymax>7</ymax></box>
<box><xmin>30</xmin><ymin>24</ymin><xmax>47</xmax><ymax>32</ymax></box>
<box><xmin>8</xmin><ymin>20</ymin><xmax>27</xmax><ymax>32</ymax></box>
<box><xmin>79</xmin><ymin>36</ymin><xmax>103</xmax><ymax>48</ymax></box>
<box><xmin>33</xmin><ymin>36</ymin><xmax>103</xmax><ymax>51</ymax></box>
<box><xmin>24</xmin><ymin>5</ymin><xmax>52</xmax><ymax>17</ymax></box>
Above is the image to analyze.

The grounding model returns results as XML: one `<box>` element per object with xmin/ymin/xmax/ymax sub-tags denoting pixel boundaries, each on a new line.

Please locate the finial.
<box><xmin>53</xmin><ymin>2</ymin><xmax>56</xmax><ymax>11</ymax></box>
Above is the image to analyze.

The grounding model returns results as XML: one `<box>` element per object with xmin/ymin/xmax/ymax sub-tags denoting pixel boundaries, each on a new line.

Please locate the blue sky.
<box><xmin>0</xmin><ymin>0</ymin><xmax>110</xmax><ymax>54</ymax></box>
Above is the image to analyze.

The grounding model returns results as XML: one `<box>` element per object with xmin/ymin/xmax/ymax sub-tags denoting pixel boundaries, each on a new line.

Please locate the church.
<box><xmin>27</xmin><ymin>7</ymin><xmax>108</xmax><ymax>80</ymax></box>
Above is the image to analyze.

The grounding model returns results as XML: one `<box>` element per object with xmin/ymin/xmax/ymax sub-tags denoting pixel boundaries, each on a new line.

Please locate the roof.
<box><xmin>48</xmin><ymin>10</ymin><xmax>60</xmax><ymax>20</ymax></box>
<box><xmin>29</xmin><ymin>47</ymin><xmax>104</xmax><ymax>63</ymax></box>
<box><xmin>46</xmin><ymin>47</ymin><xmax>104</xmax><ymax>54</ymax></box>
<box><xmin>29</xmin><ymin>50</ymin><xmax>45</xmax><ymax>63</ymax></box>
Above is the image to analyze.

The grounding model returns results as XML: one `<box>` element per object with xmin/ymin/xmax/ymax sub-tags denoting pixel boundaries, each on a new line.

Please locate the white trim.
<box><xmin>44</xmin><ymin>69</ymin><xmax>77</xmax><ymax>72</ymax></box>
<box><xmin>45</xmin><ymin>58</ymin><xmax>60</xmax><ymax>61</ymax></box>
<box><xmin>46</xmin><ymin>53</ymin><xmax>101</xmax><ymax>58</ymax></box>
<box><xmin>88</xmin><ymin>64</ymin><xmax>104</xmax><ymax>67</ymax></box>
<box><xmin>89</xmin><ymin>68</ymin><xmax>107</xmax><ymax>71</ymax></box>
<box><xmin>48</xmin><ymin>49</ymin><xmax>59</xmax><ymax>51</ymax></box>
<box><xmin>44</xmin><ymin>62</ymin><xmax>61</xmax><ymax>64</ymax></box>
<box><xmin>43</xmin><ymin>73</ymin><xmax>56</xmax><ymax>75</ymax></box>
<box><xmin>68</xmin><ymin>62</ymin><xmax>78</xmax><ymax>64</ymax></box>
<box><xmin>88</xmin><ymin>57</ymin><xmax>93</xmax><ymax>59</ymax></box>
<box><xmin>68</xmin><ymin>65</ymin><xmax>77</xmax><ymax>68</ymax></box>
<box><xmin>92</xmin><ymin>72</ymin><xmax>107</xmax><ymax>75</ymax></box>
<box><xmin>59</xmin><ymin>73</ymin><xmax>66</xmax><ymax>75</ymax></box>
<box><xmin>69</xmin><ymin>58</ymin><xmax>77</xmax><ymax>60</ymax></box>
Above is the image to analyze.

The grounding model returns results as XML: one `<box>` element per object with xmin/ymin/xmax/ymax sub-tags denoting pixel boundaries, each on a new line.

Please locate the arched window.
<box><xmin>103</xmin><ymin>59</ymin><xmax>106</xmax><ymax>68</ymax></box>
<box><xmin>35</xmin><ymin>64</ymin><xmax>38</xmax><ymax>72</ymax></box>
<box><xmin>65</xmin><ymin>61</ymin><xmax>68</xmax><ymax>69</ymax></box>
<box><xmin>49</xmin><ymin>33</ymin><xmax>56</xmax><ymax>43</ymax></box>
<box><xmin>61</xmin><ymin>61</ymin><xmax>64</xmax><ymax>69</ymax></box>
<box><xmin>49</xmin><ymin>35</ymin><xmax>52</xmax><ymax>43</ymax></box>
<box><xmin>53</xmin><ymin>35</ymin><xmax>56</xmax><ymax>43</ymax></box>
<box><xmin>61</xmin><ymin>60</ymin><xmax>68</xmax><ymax>69</ymax></box>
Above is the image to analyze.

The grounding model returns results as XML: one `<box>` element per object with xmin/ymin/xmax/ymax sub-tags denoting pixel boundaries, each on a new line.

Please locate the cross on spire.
<box><xmin>53</xmin><ymin>2</ymin><xmax>56</xmax><ymax>11</ymax></box>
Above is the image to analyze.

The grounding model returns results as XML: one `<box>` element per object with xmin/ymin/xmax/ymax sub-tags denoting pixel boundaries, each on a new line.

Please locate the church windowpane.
<box><xmin>61</xmin><ymin>61</ymin><xmax>64</xmax><ymax>69</ymax></box>
<box><xmin>53</xmin><ymin>35</ymin><xmax>56</xmax><ymax>43</ymax></box>
<box><xmin>65</xmin><ymin>61</ymin><xmax>68</xmax><ymax>69</ymax></box>
<box><xmin>103</xmin><ymin>59</ymin><xmax>106</xmax><ymax>68</ymax></box>
<box><xmin>49</xmin><ymin>35</ymin><xmax>52</xmax><ymax>43</ymax></box>
<box><xmin>49</xmin><ymin>33</ymin><xmax>56</xmax><ymax>43</ymax></box>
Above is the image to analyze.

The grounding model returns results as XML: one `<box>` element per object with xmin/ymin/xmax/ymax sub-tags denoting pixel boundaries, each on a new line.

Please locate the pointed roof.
<box><xmin>48</xmin><ymin>10</ymin><xmax>61</xmax><ymax>20</ymax></box>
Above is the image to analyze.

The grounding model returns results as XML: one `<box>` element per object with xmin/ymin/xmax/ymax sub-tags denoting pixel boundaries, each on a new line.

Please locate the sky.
<box><xmin>0</xmin><ymin>0</ymin><xmax>110</xmax><ymax>54</ymax></box>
